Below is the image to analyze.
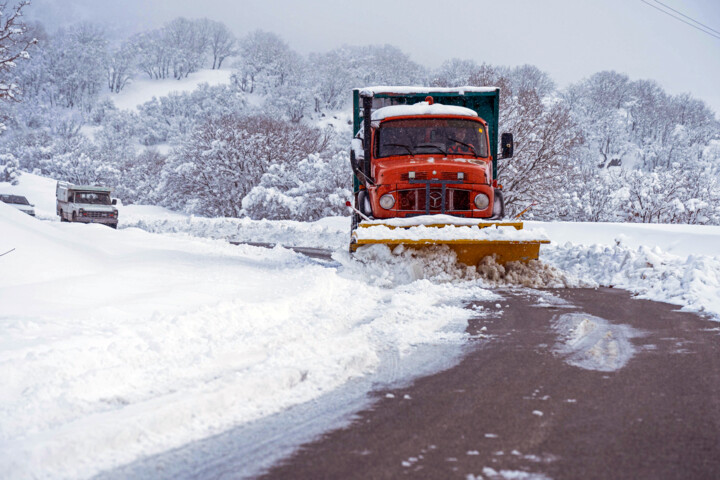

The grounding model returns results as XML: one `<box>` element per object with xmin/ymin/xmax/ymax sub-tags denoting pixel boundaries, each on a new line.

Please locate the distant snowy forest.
<box><xmin>1</xmin><ymin>2</ymin><xmax>719</xmax><ymax>224</ymax></box>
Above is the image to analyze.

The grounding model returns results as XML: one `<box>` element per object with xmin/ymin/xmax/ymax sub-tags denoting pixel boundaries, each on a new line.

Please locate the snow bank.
<box><xmin>121</xmin><ymin>208</ymin><xmax>720</xmax><ymax>319</ymax></box>
<box><xmin>0</xmin><ymin>204</ymin><xmax>494</xmax><ymax>479</ymax></box>
<box><xmin>544</xmin><ymin>242</ymin><xmax>720</xmax><ymax>319</ymax></box>
<box><xmin>121</xmin><ymin>206</ymin><xmax>350</xmax><ymax>251</ymax></box>
<box><xmin>0</xmin><ymin>171</ymin><xmax>58</xmax><ymax>220</ymax></box>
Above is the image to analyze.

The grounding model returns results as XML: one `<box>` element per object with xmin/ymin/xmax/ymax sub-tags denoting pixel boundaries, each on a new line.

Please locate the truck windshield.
<box><xmin>377</xmin><ymin>118</ymin><xmax>489</xmax><ymax>158</ymax></box>
<box><xmin>74</xmin><ymin>192</ymin><xmax>111</xmax><ymax>205</ymax></box>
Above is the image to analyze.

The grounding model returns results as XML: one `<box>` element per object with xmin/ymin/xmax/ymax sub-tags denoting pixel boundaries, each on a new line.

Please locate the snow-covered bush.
<box><xmin>136</xmin><ymin>84</ymin><xmax>246</xmax><ymax>145</ymax></box>
<box><xmin>114</xmin><ymin>148</ymin><xmax>167</xmax><ymax>205</ymax></box>
<box><xmin>242</xmin><ymin>150</ymin><xmax>352</xmax><ymax>221</ymax></box>
<box><xmin>163</xmin><ymin>115</ymin><xmax>331</xmax><ymax>217</ymax></box>
<box><xmin>0</xmin><ymin>152</ymin><xmax>20</xmax><ymax>184</ymax></box>
<box><xmin>39</xmin><ymin>136</ymin><xmax>120</xmax><ymax>186</ymax></box>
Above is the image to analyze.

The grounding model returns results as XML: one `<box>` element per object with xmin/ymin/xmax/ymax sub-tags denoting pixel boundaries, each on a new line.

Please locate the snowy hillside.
<box><xmin>104</xmin><ymin>69</ymin><xmax>234</xmax><ymax>111</ymax></box>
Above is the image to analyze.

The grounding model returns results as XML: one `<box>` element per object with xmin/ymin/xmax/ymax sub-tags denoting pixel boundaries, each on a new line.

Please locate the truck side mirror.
<box><xmin>112</xmin><ymin>199</ymin><xmax>117</xmax><ymax>205</ymax></box>
<box><xmin>501</xmin><ymin>133</ymin><xmax>514</xmax><ymax>158</ymax></box>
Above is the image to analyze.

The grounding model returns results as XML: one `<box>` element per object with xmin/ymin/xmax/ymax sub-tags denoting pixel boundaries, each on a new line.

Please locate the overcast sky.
<box><xmin>28</xmin><ymin>0</ymin><xmax>720</xmax><ymax>116</ymax></box>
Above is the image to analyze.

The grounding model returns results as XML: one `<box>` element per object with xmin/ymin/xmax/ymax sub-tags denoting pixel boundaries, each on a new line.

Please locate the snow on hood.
<box><xmin>355</xmin><ymin>222</ymin><xmax>549</xmax><ymax>242</ymax></box>
<box><xmin>372</xmin><ymin>102</ymin><xmax>478</xmax><ymax>121</ymax></box>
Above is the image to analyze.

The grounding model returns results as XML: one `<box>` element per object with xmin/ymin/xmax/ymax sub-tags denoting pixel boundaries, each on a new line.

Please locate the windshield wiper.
<box><xmin>384</xmin><ymin>143</ymin><xmax>415</xmax><ymax>155</ymax></box>
<box><xmin>447</xmin><ymin>138</ymin><xmax>477</xmax><ymax>156</ymax></box>
<box><xmin>415</xmin><ymin>143</ymin><xmax>447</xmax><ymax>155</ymax></box>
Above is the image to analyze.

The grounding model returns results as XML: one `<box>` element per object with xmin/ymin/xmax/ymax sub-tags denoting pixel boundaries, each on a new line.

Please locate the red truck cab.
<box><xmin>352</xmin><ymin>98</ymin><xmax>505</xmax><ymax>220</ymax></box>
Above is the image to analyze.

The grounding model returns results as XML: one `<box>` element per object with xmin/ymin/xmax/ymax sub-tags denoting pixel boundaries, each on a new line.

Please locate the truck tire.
<box><xmin>491</xmin><ymin>189</ymin><xmax>505</xmax><ymax>220</ymax></box>
<box><xmin>60</xmin><ymin>210</ymin><xmax>68</xmax><ymax>222</ymax></box>
<box><xmin>358</xmin><ymin>190</ymin><xmax>373</xmax><ymax>218</ymax></box>
<box><xmin>72</xmin><ymin>212</ymin><xmax>76</xmax><ymax>222</ymax></box>
<box><xmin>349</xmin><ymin>212</ymin><xmax>360</xmax><ymax>254</ymax></box>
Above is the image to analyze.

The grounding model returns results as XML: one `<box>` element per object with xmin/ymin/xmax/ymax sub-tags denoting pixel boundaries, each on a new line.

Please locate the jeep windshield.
<box><xmin>74</xmin><ymin>192</ymin><xmax>111</xmax><ymax>205</ymax></box>
<box><xmin>0</xmin><ymin>194</ymin><xmax>30</xmax><ymax>205</ymax></box>
<box><xmin>377</xmin><ymin>118</ymin><xmax>488</xmax><ymax>158</ymax></box>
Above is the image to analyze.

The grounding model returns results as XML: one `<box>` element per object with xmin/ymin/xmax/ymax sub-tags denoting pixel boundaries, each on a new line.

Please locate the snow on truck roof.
<box><xmin>371</xmin><ymin>101</ymin><xmax>479</xmax><ymax>121</ymax></box>
<box><xmin>57</xmin><ymin>181</ymin><xmax>112</xmax><ymax>193</ymax></box>
<box><xmin>359</xmin><ymin>86</ymin><xmax>499</xmax><ymax>95</ymax></box>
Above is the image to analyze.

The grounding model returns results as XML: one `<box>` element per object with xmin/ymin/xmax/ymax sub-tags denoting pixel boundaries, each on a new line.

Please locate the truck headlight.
<box><xmin>379</xmin><ymin>194</ymin><xmax>395</xmax><ymax>210</ymax></box>
<box><xmin>474</xmin><ymin>193</ymin><xmax>490</xmax><ymax>209</ymax></box>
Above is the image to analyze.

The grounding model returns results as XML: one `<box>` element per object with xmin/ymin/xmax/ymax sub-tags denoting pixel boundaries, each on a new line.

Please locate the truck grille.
<box><xmin>399</xmin><ymin>172</ymin><xmax>464</xmax><ymax>181</ymax></box>
<box><xmin>397</xmin><ymin>188</ymin><xmax>471</xmax><ymax>212</ymax></box>
<box><xmin>84</xmin><ymin>211</ymin><xmax>113</xmax><ymax>218</ymax></box>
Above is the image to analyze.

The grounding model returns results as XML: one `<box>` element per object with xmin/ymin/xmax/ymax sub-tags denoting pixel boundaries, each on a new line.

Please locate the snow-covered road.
<box><xmin>2</xmin><ymin>172</ymin><xmax>720</xmax><ymax>479</ymax></box>
<box><xmin>0</xmin><ymin>202</ymin><xmax>494</xmax><ymax>479</ymax></box>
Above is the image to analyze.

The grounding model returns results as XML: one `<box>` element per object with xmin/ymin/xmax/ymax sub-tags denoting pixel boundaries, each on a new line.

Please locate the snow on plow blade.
<box><xmin>350</xmin><ymin>219</ymin><xmax>550</xmax><ymax>265</ymax></box>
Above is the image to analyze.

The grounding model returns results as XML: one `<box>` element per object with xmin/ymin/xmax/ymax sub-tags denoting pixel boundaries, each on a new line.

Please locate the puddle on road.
<box><xmin>552</xmin><ymin>313</ymin><xmax>643</xmax><ymax>372</ymax></box>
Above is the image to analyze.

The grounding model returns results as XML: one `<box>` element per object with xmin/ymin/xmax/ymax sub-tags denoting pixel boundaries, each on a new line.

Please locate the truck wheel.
<box><xmin>491</xmin><ymin>189</ymin><xmax>505</xmax><ymax>220</ymax></box>
<box><xmin>349</xmin><ymin>212</ymin><xmax>361</xmax><ymax>254</ymax></box>
<box><xmin>72</xmin><ymin>212</ymin><xmax>76</xmax><ymax>222</ymax></box>
<box><xmin>60</xmin><ymin>210</ymin><xmax>68</xmax><ymax>222</ymax></box>
<box><xmin>358</xmin><ymin>190</ymin><xmax>373</xmax><ymax>218</ymax></box>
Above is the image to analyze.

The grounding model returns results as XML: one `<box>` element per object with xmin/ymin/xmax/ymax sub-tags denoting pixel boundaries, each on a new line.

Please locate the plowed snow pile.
<box><xmin>348</xmin><ymin>244</ymin><xmax>589</xmax><ymax>288</ymax></box>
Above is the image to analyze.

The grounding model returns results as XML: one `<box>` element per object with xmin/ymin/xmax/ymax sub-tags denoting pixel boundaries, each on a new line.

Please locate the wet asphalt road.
<box><xmin>261</xmin><ymin>288</ymin><xmax>720</xmax><ymax>480</ymax></box>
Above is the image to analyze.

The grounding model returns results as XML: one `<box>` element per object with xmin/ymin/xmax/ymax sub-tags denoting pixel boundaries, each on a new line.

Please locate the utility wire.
<box><xmin>654</xmin><ymin>0</ymin><xmax>720</xmax><ymax>36</ymax></box>
<box><xmin>639</xmin><ymin>0</ymin><xmax>720</xmax><ymax>40</ymax></box>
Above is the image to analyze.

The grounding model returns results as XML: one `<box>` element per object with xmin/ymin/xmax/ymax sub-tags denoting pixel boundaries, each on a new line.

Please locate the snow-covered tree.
<box><xmin>0</xmin><ymin>0</ymin><xmax>36</xmax><ymax>133</ymax></box>
<box><xmin>430</xmin><ymin>58</ymin><xmax>479</xmax><ymax>87</ymax></box>
<box><xmin>163</xmin><ymin>115</ymin><xmax>330</xmax><ymax>216</ymax></box>
<box><xmin>242</xmin><ymin>150</ymin><xmax>352</xmax><ymax>221</ymax></box>
<box><xmin>206</xmin><ymin>19</ymin><xmax>236</xmax><ymax>69</ymax></box>
<box><xmin>0</xmin><ymin>151</ymin><xmax>19</xmax><ymax>184</ymax></box>
<box><xmin>133</xmin><ymin>18</ymin><xmax>214</xmax><ymax>81</ymax></box>
<box><xmin>0</xmin><ymin>1</ymin><xmax>36</xmax><ymax>104</ymax></box>
<box><xmin>307</xmin><ymin>44</ymin><xmax>426</xmax><ymax>112</ymax></box>
<box><xmin>107</xmin><ymin>40</ymin><xmax>136</xmax><ymax>93</ymax></box>
<box><xmin>35</xmin><ymin>23</ymin><xmax>108</xmax><ymax>111</ymax></box>
<box><xmin>115</xmin><ymin>148</ymin><xmax>167</xmax><ymax>205</ymax></box>
<box><xmin>233</xmin><ymin>30</ymin><xmax>302</xmax><ymax>94</ymax></box>
<box><xmin>165</xmin><ymin>17</ymin><xmax>211</xmax><ymax>79</ymax></box>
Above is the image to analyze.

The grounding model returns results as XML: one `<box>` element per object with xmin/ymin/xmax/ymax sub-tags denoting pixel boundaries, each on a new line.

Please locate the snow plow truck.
<box><xmin>348</xmin><ymin>86</ymin><xmax>548</xmax><ymax>265</ymax></box>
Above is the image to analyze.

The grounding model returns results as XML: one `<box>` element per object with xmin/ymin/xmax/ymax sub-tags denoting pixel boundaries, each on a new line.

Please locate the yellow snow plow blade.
<box><xmin>350</xmin><ymin>221</ymin><xmax>549</xmax><ymax>265</ymax></box>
